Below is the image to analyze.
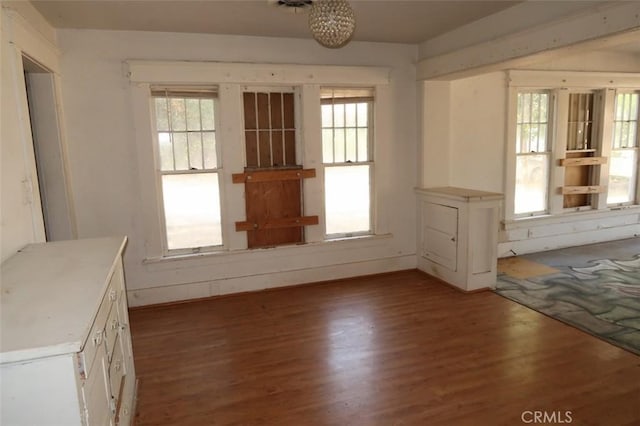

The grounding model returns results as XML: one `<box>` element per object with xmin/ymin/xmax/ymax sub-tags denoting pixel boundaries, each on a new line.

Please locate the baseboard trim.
<box><xmin>127</xmin><ymin>254</ymin><xmax>416</xmax><ymax>307</ymax></box>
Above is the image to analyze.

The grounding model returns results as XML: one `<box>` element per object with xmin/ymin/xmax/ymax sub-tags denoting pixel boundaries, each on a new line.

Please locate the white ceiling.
<box><xmin>29</xmin><ymin>0</ymin><xmax>523</xmax><ymax>44</ymax></box>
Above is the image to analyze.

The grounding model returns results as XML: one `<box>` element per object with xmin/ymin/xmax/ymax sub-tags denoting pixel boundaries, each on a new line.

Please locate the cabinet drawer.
<box><xmin>105</xmin><ymin>302</ymin><xmax>120</xmax><ymax>362</ymax></box>
<box><xmin>79</xmin><ymin>278</ymin><xmax>119</xmax><ymax>379</ymax></box>
<box><xmin>109</xmin><ymin>335</ymin><xmax>126</xmax><ymax>416</ymax></box>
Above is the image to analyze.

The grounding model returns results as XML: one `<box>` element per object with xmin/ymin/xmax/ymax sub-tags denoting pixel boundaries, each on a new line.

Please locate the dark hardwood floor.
<box><xmin>129</xmin><ymin>270</ymin><xmax>640</xmax><ymax>425</ymax></box>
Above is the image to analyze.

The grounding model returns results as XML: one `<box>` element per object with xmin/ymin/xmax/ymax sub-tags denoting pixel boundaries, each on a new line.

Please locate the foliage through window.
<box><xmin>152</xmin><ymin>88</ymin><xmax>222</xmax><ymax>252</ymax></box>
<box><xmin>321</xmin><ymin>88</ymin><xmax>373</xmax><ymax>236</ymax></box>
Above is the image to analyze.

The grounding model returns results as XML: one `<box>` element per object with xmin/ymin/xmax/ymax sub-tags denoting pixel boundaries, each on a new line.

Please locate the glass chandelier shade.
<box><xmin>308</xmin><ymin>0</ymin><xmax>356</xmax><ymax>49</ymax></box>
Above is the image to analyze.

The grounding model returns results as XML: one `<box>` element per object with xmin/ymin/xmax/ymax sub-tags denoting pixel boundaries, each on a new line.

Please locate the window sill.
<box><xmin>142</xmin><ymin>233</ymin><xmax>393</xmax><ymax>265</ymax></box>
<box><xmin>503</xmin><ymin>205</ymin><xmax>640</xmax><ymax>230</ymax></box>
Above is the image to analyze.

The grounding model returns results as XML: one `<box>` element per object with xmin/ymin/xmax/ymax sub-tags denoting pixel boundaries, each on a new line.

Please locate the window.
<box><xmin>151</xmin><ymin>88</ymin><xmax>222</xmax><ymax>253</ymax></box>
<box><xmin>608</xmin><ymin>92</ymin><xmax>639</xmax><ymax>205</ymax></box>
<box><xmin>514</xmin><ymin>91</ymin><xmax>551</xmax><ymax>215</ymax></box>
<box><xmin>563</xmin><ymin>92</ymin><xmax>598</xmax><ymax>209</ymax></box>
<box><xmin>321</xmin><ymin>88</ymin><xmax>373</xmax><ymax>236</ymax></box>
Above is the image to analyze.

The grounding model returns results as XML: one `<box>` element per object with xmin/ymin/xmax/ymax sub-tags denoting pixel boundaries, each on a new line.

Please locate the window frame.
<box><xmin>320</xmin><ymin>89</ymin><xmax>375</xmax><ymax>238</ymax></box>
<box><xmin>607</xmin><ymin>90</ymin><xmax>640</xmax><ymax>207</ymax></box>
<box><xmin>506</xmin><ymin>71</ymin><xmax>640</xmax><ymax>224</ymax></box>
<box><xmin>513</xmin><ymin>90</ymin><xmax>554</xmax><ymax>218</ymax></box>
<box><xmin>149</xmin><ymin>89</ymin><xmax>225</xmax><ymax>256</ymax></box>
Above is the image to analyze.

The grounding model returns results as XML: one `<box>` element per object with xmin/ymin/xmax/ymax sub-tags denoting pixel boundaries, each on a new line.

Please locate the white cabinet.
<box><xmin>416</xmin><ymin>187</ymin><xmax>503</xmax><ymax>292</ymax></box>
<box><xmin>1</xmin><ymin>237</ymin><xmax>136</xmax><ymax>426</ymax></box>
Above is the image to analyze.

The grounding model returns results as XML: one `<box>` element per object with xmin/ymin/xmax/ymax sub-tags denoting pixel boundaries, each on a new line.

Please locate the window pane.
<box><xmin>516</xmin><ymin>94</ymin><xmax>523</xmax><ymax>122</ymax></box>
<box><xmin>201</xmin><ymin>99</ymin><xmax>215</xmax><ymax>131</ymax></box>
<box><xmin>170</xmin><ymin>98</ymin><xmax>186</xmax><ymax>131</ymax></box>
<box><xmin>516</xmin><ymin>92</ymin><xmax>549</xmax><ymax>154</ymax></box>
<box><xmin>173</xmin><ymin>133</ymin><xmax>189</xmax><ymax>170</ymax></box>
<box><xmin>158</xmin><ymin>132</ymin><xmax>173</xmax><ymax>171</ymax></box>
<box><xmin>522</xmin><ymin>93</ymin><xmax>531</xmax><ymax>123</ymax></box>
<box><xmin>345</xmin><ymin>103</ymin><xmax>357</xmax><ymax>127</ymax></box>
<box><xmin>188</xmin><ymin>132</ymin><xmax>203</xmax><ymax>170</ymax></box>
<box><xmin>162</xmin><ymin>173</ymin><xmax>222</xmax><ymax>250</ymax></box>
<box><xmin>203</xmin><ymin>132</ymin><xmax>217</xmax><ymax>169</ymax></box>
<box><xmin>186</xmin><ymin>99</ymin><xmax>201</xmax><ymax>131</ymax></box>
<box><xmin>539</xmin><ymin>94</ymin><xmax>548</xmax><ymax>121</ymax></box>
<box><xmin>607</xmin><ymin>150</ymin><xmax>637</xmax><ymax>204</ymax></box>
<box><xmin>357</xmin><ymin>128</ymin><xmax>368</xmax><ymax>162</ymax></box>
<box><xmin>538</xmin><ymin>124</ymin><xmax>547</xmax><ymax>151</ymax></box>
<box><xmin>322</xmin><ymin>128</ymin><xmax>334</xmax><ymax>163</ymax></box>
<box><xmin>356</xmin><ymin>103</ymin><xmax>368</xmax><ymax>127</ymax></box>
<box><xmin>325</xmin><ymin>165</ymin><xmax>370</xmax><ymax>235</ymax></box>
<box><xmin>334</xmin><ymin>128</ymin><xmax>345</xmax><ymax>163</ymax></box>
<box><xmin>567</xmin><ymin>93</ymin><xmax>594</xmax><ymax>150</ymax></box>
<box><xmin>631</xmin><ymin>94</ymin><xmax>639</xmax><ymax>119</ymax></box>
<box><xmin>630</xmin><ymin>122</ymin><xmax>638</xmax><ymax>148</ymax></box>
<box><xmin>345</xmin><ymin>128</ymin><xmax>357</xmax><ymax>162</ymax></box>
<box><xmin>154</xmin><ymin>98</ymin><xmax>169</xmax><ymax>131</ymax></box>
<box><xmin>515</xmin><ymin>154</ymin><xmax>548</xmax><ymax>214</ymax></box>
<box><xmin>334</xmin><ymin>104</ymin><xmax>345</xmax><ymax>127</ymax></box>
<box><xmin>531</xmin><ymin>94</ymin><xmax>540</xmax><ymax>123</ymax></box>
<box><xmin>321</xmin><ymin>104</ymin><xmax>333</xmax><ymax>127</ymax></box>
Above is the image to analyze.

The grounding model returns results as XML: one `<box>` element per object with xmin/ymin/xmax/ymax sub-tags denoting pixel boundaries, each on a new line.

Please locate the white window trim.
<box><xmin>149</xmin><ymin>92</ymin><xmax>224</xmax><ymax>256</ymax></box>
<box><xmin>505</xmin><ymin>70</ymin><xmax>640</xmax><ymax>224</ymax></box>
<box><xmin>128</xmin><ymin>61</ymin><xmax>391</xmax><ymax>261</ymax></box>
<box><xmin>607</xmin><ymin>90</ymin><xmax>640</xmax><ymax>207</ymax></box>
<box><xmin>320</xmin><ymin>92</ymin><xmax>375</xmax><ymax>238</ymax></box>
<box><xmin>512</xmin><ymin>90</ymin><xmax>554</xmax><ymax>218</ymax></box>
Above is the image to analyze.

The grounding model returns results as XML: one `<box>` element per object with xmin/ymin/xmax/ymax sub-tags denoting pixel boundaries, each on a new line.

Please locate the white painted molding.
<box><xmin>127</xmin><ymin>254</ymin><xmax>416</xmax><ymax>307</ymax></box>
<box><xmin>126</xmin><ymin>60</ymin><xmax>391</xmax><ymax>85</ymax></box>
<box><xmin>417</xmin><ymin>2</ymin><xmax>640</xmax><ymax>80</ymax></box>
<box><xmin>508</xmin><ymin>70</ymin><xmax>640</xmax><ymax>89</ymax></box>
<box><xmin>419</xmin><ymin>1</ymin><xmax>612</xmax><ymax>59</ymax></box>
<box><xmin>499</xmin><ymin>223</ymin><xmax>640</xmax><ymax>257</ymax></box>
<box><xmin>2</xmin><ymin>9</ymin><xmax>60</xmax><ymax>73</ymax></box>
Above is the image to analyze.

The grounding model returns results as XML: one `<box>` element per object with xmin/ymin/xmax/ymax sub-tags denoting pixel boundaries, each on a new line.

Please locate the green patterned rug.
<box><xmin>495</xmin><ymin>241</ymin><xmax>640</xmax><ymax>356</ymax></box>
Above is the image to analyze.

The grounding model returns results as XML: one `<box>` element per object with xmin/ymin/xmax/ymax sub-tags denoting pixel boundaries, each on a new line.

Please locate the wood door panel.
<box><xmin>563</xmin><ymin>151</ymin><xmax>592</xmax><ymax>208</ymax></box>
<box><xmin>246</xmin><ymin>178</ymin><xmax>302</xmax><ymax>248</ymax></box>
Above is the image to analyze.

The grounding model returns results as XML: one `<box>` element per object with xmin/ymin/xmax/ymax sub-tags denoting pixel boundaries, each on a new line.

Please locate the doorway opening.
<box><xmin>22</xmin><ymin>55</ymin><xmax>75</xmax><ymax>241</ymax></box>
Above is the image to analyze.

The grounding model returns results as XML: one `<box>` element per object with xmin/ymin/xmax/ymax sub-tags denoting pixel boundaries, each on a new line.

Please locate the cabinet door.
<box><xmin>82</xmin><ymin>349</ymin><xmax>111</xmax><ymax>426</ymax></box>
<box><xmin>422</xmin><ymin>202</ymin><xmax>458</xmax><ymax>271</ymax></box>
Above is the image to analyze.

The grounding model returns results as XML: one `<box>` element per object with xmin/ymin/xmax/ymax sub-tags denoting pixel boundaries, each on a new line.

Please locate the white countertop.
<box><xmin>415</xmin><ymin>186</ymin><xmax>503</xmax><ymax>201</ymax></box>
<box><xmin>0</xmin><ymin>237</ymin><xmax>127</xmax><ymax>364</ymax></box>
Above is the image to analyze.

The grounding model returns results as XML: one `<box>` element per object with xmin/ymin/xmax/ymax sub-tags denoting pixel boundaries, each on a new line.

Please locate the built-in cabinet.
<box><xmin>416</xmin><ymin>187</ymin><xmax>503</xmax><ymax>292</ymax></box>
<box><xmin>1</xmin><ymin>237</ymin><xmax>136</xmax><ymax>425</ymax></box>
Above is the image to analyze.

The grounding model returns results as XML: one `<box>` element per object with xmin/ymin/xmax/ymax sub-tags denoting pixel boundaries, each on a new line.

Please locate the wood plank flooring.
<box><xmin>129</xmin><ymin>270</ymin><xmax>640</xmax><ymax>425</ymax></box>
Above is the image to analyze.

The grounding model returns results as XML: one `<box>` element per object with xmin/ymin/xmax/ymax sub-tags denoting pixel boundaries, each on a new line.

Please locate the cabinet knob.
<box><xmin>92</xmin><ymin>330</ymin><xmax>103</xmax><ymax>346</ymax></box>
<box><xmin>451</xmin><ymin>237</ymin><xmax>456</xmax><ymax>242</ymax></box>
<box><xmin>109</xmin><ymin>289</ymin><xmax>117</xmax><ymax>301</ymax></box>
<box><xmin>111</xmin><ymin>319</ymin><xmax>119</xmax><ymax>330</ymax></box>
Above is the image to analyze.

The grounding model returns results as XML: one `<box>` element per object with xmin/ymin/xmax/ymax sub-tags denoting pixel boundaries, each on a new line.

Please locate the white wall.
<box><xmin>419</xmin><ymin>81</ymin><xmax>451</xmax><ymax>187</ymax></box>
<box><xmin>448</xmin><ymin>72</ymin><xmax>505</xmax><ymax>193</ymax></box>
<box><xmin>56</xmin><ymin>29</ymin><xmax>419</xmax><ymax>306</ymax></box>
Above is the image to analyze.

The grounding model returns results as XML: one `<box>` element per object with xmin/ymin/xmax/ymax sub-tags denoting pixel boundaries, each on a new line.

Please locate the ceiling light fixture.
<box><xmin>272</xmin><ymin>0</ymin><xmax>313</xmax><ymax>14</ymax></box>
<box><xmin>308</xmin><ymin>0</ymin><xmax>356</xmax><ymax>49</ymax></box>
